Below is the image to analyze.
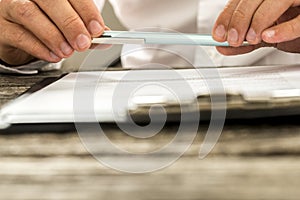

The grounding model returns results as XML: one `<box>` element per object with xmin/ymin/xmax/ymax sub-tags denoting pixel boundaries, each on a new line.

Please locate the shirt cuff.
<box><xmin>0</xmin><ymin>60</ymin><xmax>63</xmax><ymax>75</ymax></box>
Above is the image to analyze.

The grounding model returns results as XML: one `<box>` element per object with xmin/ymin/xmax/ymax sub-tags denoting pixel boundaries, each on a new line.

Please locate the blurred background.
<box><xmin>102</xmin><ymin>1</ymin><xmax>125</xmax><ymax>30</ymax></box>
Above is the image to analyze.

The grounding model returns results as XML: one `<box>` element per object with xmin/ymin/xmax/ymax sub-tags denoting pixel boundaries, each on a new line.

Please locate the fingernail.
<box><xmin>246</xmin><ymin>28</ymin><xmax>257</xmax><ymax>43</ymax></box>
<box><xmin>49</xmin><ymin>51</ymin><xmax>60</xmax><ymax>61</ymax></box>
<box><xmin>76</xmin><ymin>34</ymin><xmax>91</xmax><ymax>50</ymax></box>
<box><xmin>228</xmin><ymin>28</ymin><xmax>239</xmax><ymax>44</ymax></box>
<box><xmin>89</xmin><ymin>20</ymin><xmax>103</xmax><ymax>35</ymax></box>
<box><xmin>215</xmin><ymin>25</ymin><xmax>226</xmax><ymax>39</ymax></box>
<box><xmin>263</xmin><ymin>30</ymin><xmax>276</xmax><ymax>39</ymax></box>
<box><xmin>60</xmin><ymin>41</ymin><xmax>73</xmax><ymax>56</ymax></box>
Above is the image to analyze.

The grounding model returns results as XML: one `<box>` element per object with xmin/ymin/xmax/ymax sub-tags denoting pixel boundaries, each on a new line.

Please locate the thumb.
<box><xmin>262</xmin><ymin>15</ymin><xmax>300</xmax><ymax>43</ymax></box>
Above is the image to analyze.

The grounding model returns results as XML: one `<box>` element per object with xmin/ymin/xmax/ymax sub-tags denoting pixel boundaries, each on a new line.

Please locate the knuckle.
<box><xmin>295</xmin><ymin>15</ymin><xmax>300</xmax><ymax>25</ymax></box>
<box><xmin>287</xmin><ymin>21</ymin><xmax>296</xmax><ymax>34</ymax></box>
<box><xmin>14</xmin><ymin>29</ymin><xmax>27</xmax><ymax>44</ymax></box>
<box><xmin>79</xmin><ymin>6</ymin><xmax>99</xmax><ymax>20</ymax></box>
<box><xmin>41</xmin><ymin>29</ymin><xmax>58</xmax><ymax>44</ymax></box>
<box><xmin>14</xmin><ymin>0</ymin><xmax>37</xmax><ymax>19</ymax></box>
<box><xmin>29</xmin><ymin>41</ymin><xmax>42</xmax><ymax>55</ymax></box>
<box><xmin>23</xmin><ymin>39</ymin><xmax>45</xmax><ymax>59</ymax></box>
<box><xmin>42</xmin><ymin>32</ymin><xmax>63</xmax><ymax>53</ymax></box>
<box><xmin>253</xmin><ymin>10</ymin><xmax>267</xmax><ymax>22</ymax></box>
<box><xmin>216</xmin><ymin>12</ymin><xmax>231</xmax><ymax>26</ymax></box>
<box><xmin>0</xmin><ymin>0</ymin><xmax>10</xmax><ymax>11</ymax></box>
<box><xmin>79</xmin><ymin>3</ymin><xmax>90</xmax><ymax>13</ymax></box>
<box><xmin>62</xmin><ymin>15</ymin><xmax>82</xmax><ymax>30</ymax></box>
<box><xmin>0</xmin><ymin>18</ymin><xmax>4</xmax><ymax>34</ymax></box>
<box><xmin>224</xmin><ymin>0</ymin><xmax>237</xmax><ymax>12</ymax></box>
<box><xmin>0</xmin><ymin>0</ymin><xmax>5</xmax><ymax>13</ymax></box>
<box><xmin>233</xmin><ymin>9</ymin><xmax>247</xmax><ymax>20</ymax></box>
<box><xmin>0</xmin><ymin>21</ymin><xmax>11</xmax><ymax>44</ymax></box>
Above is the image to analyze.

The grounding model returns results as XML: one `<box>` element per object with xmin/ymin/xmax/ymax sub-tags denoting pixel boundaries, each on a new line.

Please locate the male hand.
<box><xmin>0</xmin><ymin>0</ymin><xmax>106</xmax><ymax>65</ymax></box>
<box><xmin>212</xmin><ymin>0</ymin><xmax>300</xmax><ymax>55</ymax></box>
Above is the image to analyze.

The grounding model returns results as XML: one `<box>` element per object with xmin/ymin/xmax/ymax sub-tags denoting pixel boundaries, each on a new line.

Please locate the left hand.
<box><xmin>212</xmin><ymin>0</ymin><xmax>300</xmax><ymax>55</ymax></box>
<box><xmin>0</xmin><ymin>0</ymin><xmax>106</xmax><ymax>65</ymax></box>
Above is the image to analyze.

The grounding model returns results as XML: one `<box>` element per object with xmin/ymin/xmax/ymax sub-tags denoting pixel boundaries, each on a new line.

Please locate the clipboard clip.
<box><xmin>128</xmin><ymin>90</ymin><xmax>300</xmax><ymax>121</ymax></box>
<box><xmin>94</xmin><ymin>33</ymin><xmax>145</xmax><ymax>45</ymax></box>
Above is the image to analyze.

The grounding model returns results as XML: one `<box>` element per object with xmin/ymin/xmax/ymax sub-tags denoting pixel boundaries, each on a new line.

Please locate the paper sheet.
<box><xmin>1</xmin><ymin>65</ymin><xmax>300</xmax><ymax>128</ymax></box>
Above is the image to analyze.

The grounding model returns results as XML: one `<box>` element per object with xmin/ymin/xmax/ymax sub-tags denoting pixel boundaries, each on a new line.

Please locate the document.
<box><xmin>1</xmin><ymin>65</ymin><xmax>300</xmax><ymax>128</ymax></box>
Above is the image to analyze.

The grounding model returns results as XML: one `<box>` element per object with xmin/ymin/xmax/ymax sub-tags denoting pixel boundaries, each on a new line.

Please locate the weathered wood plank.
<box><xmin>0</xmin><ymin>157</ymin><xmax>300</xmax><ymax>200</ymax></box>
<box><xmin>1</xmin><ymin>71</ymin><xmax>300</xmax><ymax>200</ymax></box>
<box><xmin>0</xmin><ymin>124</ymin><xmax>300</xmax><ymax>157</ymax></box>
<box><xmin>0</xmin><ymin>71</ymin><xmax>63</xmax><ymax>107</ymax></box>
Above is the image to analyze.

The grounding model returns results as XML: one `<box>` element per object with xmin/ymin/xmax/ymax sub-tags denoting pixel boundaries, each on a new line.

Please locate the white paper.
<box><xmin>1</xmin><ymin>65</ymin><xmax>300</xmax><ymax>128</ymax></box>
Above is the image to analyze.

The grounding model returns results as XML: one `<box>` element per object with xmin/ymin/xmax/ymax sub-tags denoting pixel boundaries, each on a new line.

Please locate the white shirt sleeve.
<box><xmin>0</xmin><ymin>60</ymin><xmax>62</xmax><ymax>75</ymax></box>
<box><xmin>108</xmin><ymin>0</ymin><xmax>201</xmax><ymax>68</ymax></box>
<box><xmin>108</xmin><ymin>0</ymin><xmax>199</xmax><ymax>32</ymax></box>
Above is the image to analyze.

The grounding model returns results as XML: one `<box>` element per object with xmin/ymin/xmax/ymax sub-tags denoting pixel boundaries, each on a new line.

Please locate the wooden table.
<box><xmin>1</xmin><ymin>70</ymin><xmax>300</xmax><ymax>200</ymax></box>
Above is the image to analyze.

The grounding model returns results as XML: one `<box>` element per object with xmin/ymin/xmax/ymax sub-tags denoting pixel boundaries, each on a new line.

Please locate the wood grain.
<box><xmin>1</xmin><ymin>71</ymin><xmax>300</xmax><ymax>200</ymax></box>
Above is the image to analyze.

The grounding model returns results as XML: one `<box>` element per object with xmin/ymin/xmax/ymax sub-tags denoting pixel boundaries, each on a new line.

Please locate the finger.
<box><xmin>293</xmin><ymin>0</ymin><xmax>300</xmax><ymax>7</ymax></box>
<box><xmin>104</xmin><ymin>26</ymin><xmax>111</xmax><ymax>31</ymax></box>
<box><xmin>226</xmin><ymin>0</ymin><xmax>264</xmax><ymax>47</ymax></box>
<box><xmin>246</xmin><ymin>0</ymin><xmax>294</xmax><ymax>44</ymax></box>
<box><xmin>3</xmin><ymin>0</ymin><xmax>74</xmax><ymax>58</ymax></box>
<box><xmin>69</xmin><ymin>0</ymin><xmax>105</xmax><ymax>37</ymax></box>
<box><xmin>90</xmin><ymin>26</ymin><xmax>112</xmax><ymax>50</ymax></box>
<box><xmin>213</xmin><ymin>0</ymin><xmax>241</xmax><ymax>42</ymax></box>
<box><xmin>0</xmin><ymin>20</ymin><xmax>61</xmax><ymax>64</ymax></box>
<box><xmin>216</xmin><ymin>43</ymin><xmax>270</xmax><ymax>55</ymax></box>
<box><xmin>33</xmin><ymin>0</ymin><xmax>93</xmax><ymax>51</ymax></box>
<box><xmin>262</xmin><ymin>15</ymin><xmax>300</xmax><ymax>43</ymax></box>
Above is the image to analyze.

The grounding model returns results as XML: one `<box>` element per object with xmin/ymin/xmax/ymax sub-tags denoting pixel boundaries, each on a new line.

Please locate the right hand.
<box><xmin>0</xmin><ymin>0</ymin><xmax>106</xmax><ymax>65</ymax></box>
<box><xmin>214</xmin><ymin>5</ymin><xmax>300</xmax><ymax>55</ymax></box>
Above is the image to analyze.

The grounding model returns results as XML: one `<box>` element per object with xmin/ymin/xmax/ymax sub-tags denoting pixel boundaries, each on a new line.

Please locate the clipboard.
<box><xmin>1</xmin><ymin>65</ymin><xmax>300</xmax><ymax>129</ymax></box>
<box><xmin>92</xmin><ymin>31</ymin><xmax>249</xmax><ymax>46</ymax></box>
